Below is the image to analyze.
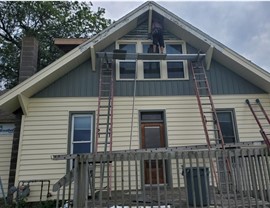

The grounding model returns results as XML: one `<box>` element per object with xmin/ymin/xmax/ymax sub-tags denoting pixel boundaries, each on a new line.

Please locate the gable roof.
<box><xmin>1</xmin><ymin>1</ymin><xmax>270</xmax><ymax>113</ymax></box>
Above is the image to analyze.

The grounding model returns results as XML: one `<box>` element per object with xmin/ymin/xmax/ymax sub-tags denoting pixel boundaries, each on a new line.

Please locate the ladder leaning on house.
<box><xmin>190</xmin><ymin>60</ymin><xmax>226</xmax><ymax>148</ymax></box>
<box><xmin>190</xmin><ymin>59</ymin><xmax>232</xmax><ymax>191</ymax></box>
<box><xmin>246</xmin><ymin>98</ymin><xmax>270</xmax><ymax>148</ymax></box>
<box><xmin>95</xmin><ymin>53</ymin><xmax>114</xmax><ymax>196</ymax></box>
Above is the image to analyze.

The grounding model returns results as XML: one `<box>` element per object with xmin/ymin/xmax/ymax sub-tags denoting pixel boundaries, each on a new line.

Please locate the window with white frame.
<box><xmin>117</xmin><ymin>43</ymin><xmax>137</xmax><ymax>79</ymax></box>
<box><xmin>71</xmin><ymin>114</ymin><xmax>93</xmax><ymax>154</ymax></box>
<box><xmin>166</xmin><ymin>43</ymin><xmax>185</xmax><ymax>79</ymax></box>
<box><xmin>116</xmin><ymin>40</ymin><xmax>188</xmax><ymax>80</ymax></box>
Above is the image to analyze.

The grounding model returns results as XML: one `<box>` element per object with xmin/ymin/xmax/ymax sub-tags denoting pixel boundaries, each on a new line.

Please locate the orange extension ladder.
<box><xmin>246</xmin><ymin>99</ymin><xmax>270</xmax><ymax>149</ymax></box>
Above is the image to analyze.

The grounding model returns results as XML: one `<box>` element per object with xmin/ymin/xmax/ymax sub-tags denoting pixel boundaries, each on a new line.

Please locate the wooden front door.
<box><xmin>141</xmin><ymin>123</ymin><xmax>165</xmax><ymax>184</ymax></box>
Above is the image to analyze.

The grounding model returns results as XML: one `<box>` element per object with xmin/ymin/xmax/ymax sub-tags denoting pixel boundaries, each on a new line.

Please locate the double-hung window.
<box><xmin>71</xmin><ymin>114</ymin><xmax>93</xmax><ymax>154</ymax></box>
<box><xmin>142</xmin><ymin>43</ymin><xmax>161</xmax><ymax>79</ymax></box>
<box><xmin>166</xmin><ymin>43</ymin><xmax>185</xmax><ymax>79</ymax></box>
<box><xmin>216</xmin><ymin>109</ymin><xmax>238</xmax><ymax>144</ymax></box>
<box><xmin>117</xmin><ymin>43</ymin><xmax>137</xmax><ymax>79</ymax></box>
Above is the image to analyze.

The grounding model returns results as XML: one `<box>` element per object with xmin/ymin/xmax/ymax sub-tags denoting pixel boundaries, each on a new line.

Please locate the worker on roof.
<box><xmin>152</xmin><ymin>19</ymin><xmax>164</xmax><ymax>54</ymax></box>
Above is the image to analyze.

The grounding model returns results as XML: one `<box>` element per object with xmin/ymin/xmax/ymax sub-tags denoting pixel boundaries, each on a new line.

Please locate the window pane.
<box><xmin>144</xmin><ymin>62</ymin><xmax>160</xmax><ymax>79</ymax></box>
<box><xmin>144</xmin><ymin>127</ymin><xmax>161</xmax><ymax>148</ymax></box>
<box><xmin>73</xmin><ymin>130</ymin><xmax>91</xmax><ymax>141</ymax></box>
<box><xmin>141</xmin><ymin>112</ymin><xmax>163</xmax><ymax>121</ymax></box>
<box><xmin>166</xmin><ymin>44</ymin><xmax>182</xmax><ymax>54</ymax></box>
<box><xmin>167</xmin><ymin>62</ymin><xmax>184</xmax><ymax>78</ymax></box>
<box><xmin>119</xmin><ymin>44</ymin><xmax>136</xmax><ymax>53</ymax></box>
<box><xmin>143</xmin><ymin>43</ymin><xmax>156</xmax><ymax>53</ymax></box>
<box><xmin>120</xmin><ymin>62</ymin><xmax>136</xmax><ymax>79</ymax></box>
<box><xmin>73</xmin><ymin>143</ymin><xmax>91</xmax><ymax>154</ymax></box>
<box><xmin>74</xmin><ymin>116</ymin><xmax>91</xmax><ymax>129</ymax></box>
<box><xmin>217</xmin><ymin>111</ymin><xmax>236</xmax><ymax>144</ymax></box>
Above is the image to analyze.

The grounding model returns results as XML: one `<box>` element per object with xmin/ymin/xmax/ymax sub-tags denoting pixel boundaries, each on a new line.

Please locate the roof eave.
<box><xmin>0</xmin><ymin>45</ymin><xmax>91</xmax><ymax>113</ymax></box>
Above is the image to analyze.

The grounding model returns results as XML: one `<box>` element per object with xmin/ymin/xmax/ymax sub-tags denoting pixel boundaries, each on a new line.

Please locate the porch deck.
<box><xmin>52</xmin><ymin>142</ymin><xmax>270</xmax><ymax>208</ymax></box>
<box><xmin>87</xmin><ymin>187</ymin><xmax>270</xmax><ymax>207</ymax></box>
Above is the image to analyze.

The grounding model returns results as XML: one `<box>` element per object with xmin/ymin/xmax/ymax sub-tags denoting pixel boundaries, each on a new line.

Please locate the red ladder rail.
<box><xmin>190</xmin><ymin>60</ymin><xmax>232</xmax><ymax>191</ymax></box>
<box><xmin>190</xmin><ymin>61</ymin><xmax>225</xmax><ymax>148</ymax></box>
<box><xmin>246</xmin><ymin>99</ymin><xmax>270</xmax><ymax>148</ymax></box>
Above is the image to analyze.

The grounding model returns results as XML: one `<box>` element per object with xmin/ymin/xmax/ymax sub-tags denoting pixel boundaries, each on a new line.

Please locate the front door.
<box><xmin>140</xmin><ymin>112</ymin><xmax>166</xmax><ymax>184</ymax></box>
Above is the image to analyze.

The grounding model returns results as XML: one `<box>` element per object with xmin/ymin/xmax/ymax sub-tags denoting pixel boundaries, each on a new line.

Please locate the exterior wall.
<box><xmin>34</xmin><ymin>58</ymin><xmax>265</xmax><ymax>98</ymax></box>
<box><xmin>16</xmin><ymin>94</ymin><xmax>270</xmax><ymax>201</ymax></box>
<box><xmin>0</xmin><ymin>126</ymin><xmax>14</xmax><ymax>198</ymax></box>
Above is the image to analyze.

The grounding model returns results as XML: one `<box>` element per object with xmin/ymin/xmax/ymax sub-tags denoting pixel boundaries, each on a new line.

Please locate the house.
<box><xmin>0</xmin><ymin>1</ymin><xmax>270</xmax><ymax>205</ymax></box>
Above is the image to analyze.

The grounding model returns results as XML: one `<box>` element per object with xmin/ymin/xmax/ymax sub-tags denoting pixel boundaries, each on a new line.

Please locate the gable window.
<box><xmin>71</xmin><ymin>114</ymin><xmax>94</xmax><ymax>154</ymax></box>
<box><xmin>116</xmin><ymin>40</ymin><xmax>188</xmax><ymax>80</ymax></box>
<box><xmin>142</xmin><ymin>43</ymin><xmax>161</xmax><ymax>79</ymax></box>
<box><xmin>143</xmin><ymin>62</ymin><xmax>161</xmax><ymax>79</ymax></box>
<box><xmin>117</xmin><ymin>43</ymin><xmax>136</xmax><ymax>79</ymax></box>
<box><xmin>216</xmin><ymin>109</ymin><xmax>238</xmax><ymax>144</ymax></box>
<box><xmin>166</xmin><ymin>43</ymin><xmax>185</xmax><ymax>79</ymax></box>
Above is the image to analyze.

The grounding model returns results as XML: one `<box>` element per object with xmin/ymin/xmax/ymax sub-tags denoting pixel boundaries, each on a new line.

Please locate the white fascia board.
<box><xmin>80</xmin><ymin>2</ymin><xmax>150</xmax><ymax>51</ymax></box>
<box><xmin>153</xmin><ymin>3</ymin><xmax>270</xmax><ymax>83</ymax></box>
<box><xmin>18</xmin><ymin>94</ymin><xmax>29</xmax><ymax>115</ymax></box>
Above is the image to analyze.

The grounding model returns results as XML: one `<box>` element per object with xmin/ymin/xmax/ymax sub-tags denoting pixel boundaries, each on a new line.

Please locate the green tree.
<box><xmin>0</xmin><ymin>1</ymin><xmax>111</xmax><ymax>89</ymax></box>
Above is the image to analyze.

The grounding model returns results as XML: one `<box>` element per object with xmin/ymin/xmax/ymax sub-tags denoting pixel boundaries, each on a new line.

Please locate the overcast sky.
<box><xmin>92</xmin><ymin>1</ymin><xmax>270</xmax><ymax>73</ymax></box>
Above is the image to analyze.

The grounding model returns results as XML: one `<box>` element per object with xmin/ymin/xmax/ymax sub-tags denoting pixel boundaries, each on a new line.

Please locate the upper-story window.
<box><xmin>142</xmin><ymin>43</ymin><xmax>161</xmax><ymax>79</ymax></box>
<box><xmin>116</xmin><ymin>40</ymin><xmax>188</xmax><ymax>80</ymax></box>
<box><xmin>117</xmin><ymin>43</ymin><xmax>136</xmax><ymax>79</ymax></box>
<box><xmin>166</xmin><ymin>44</ymin><xmax>185</xmax><ymax>79</ymax></box>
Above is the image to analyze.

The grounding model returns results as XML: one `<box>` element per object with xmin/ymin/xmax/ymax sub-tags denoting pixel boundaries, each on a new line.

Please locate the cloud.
<box><xmin>92</xmin><ymin>1</ymin><xmax>270</xmax><ymax>72</ymax></box>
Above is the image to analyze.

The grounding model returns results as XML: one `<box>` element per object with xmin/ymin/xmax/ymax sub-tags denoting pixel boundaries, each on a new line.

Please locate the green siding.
<box><xmin>33</xmin><ymin>20</ymin><xmax>266</xmax><ymax>98</ymax></box>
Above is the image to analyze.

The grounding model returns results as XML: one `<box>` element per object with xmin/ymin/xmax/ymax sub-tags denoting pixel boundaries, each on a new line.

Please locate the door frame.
<box><xmin>138</xmin><ymin>110</ymin><xmax>172</xmax><ymax>187</ymax></box>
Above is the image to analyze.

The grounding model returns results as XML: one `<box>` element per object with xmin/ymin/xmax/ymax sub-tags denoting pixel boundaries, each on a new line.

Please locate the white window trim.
<box><xmin>71</xmin><ymin>114</ymin><xmax>93</xmax><ymax>154</ymax></box>
<box><xmin>115</xmin><ymin>40</ymin><xmax>189</xmax><ymax>81</ymax></box>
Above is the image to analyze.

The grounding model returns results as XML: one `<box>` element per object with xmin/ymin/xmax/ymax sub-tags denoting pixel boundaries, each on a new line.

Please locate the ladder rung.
<box><xmin>99</xmin><ymin>122</ymin><xmax>111</xmax><ymax>125</ymax></box>
<box><xmin>98</xmin><ymin>132</ymin><xmax>111</xmax><ymax>135</ymax></box>
<box><xmin>201</xmin><ymin>103</ymin><xmax>212</xmax><ymax>105</ymax></box>
<box><xmin>195</xmin><ymin>80</ymin><xmax>206</xmax><ymax>82</ymax></box>
<box><xmin>99</xmin><ymin>114</ymin><xmax>111</xmax><ymax>116</ymax></box>
<box><xmin>204</xmin><ymin>111</ymin><xmax>214</xmax><ymax>114</ymax></box>
<box><xmin>206</xmin><ymin>120</ymin><xmax>216</xmax><ymax>122</ymax></box>
<box><xmin>100</xmin><ymin>105</ymin><xmax>111</xmax><ymax>108</ymax></box>
<box><xmin>97</xmin><ymin>142</ymin><xmax>111</xmax><ymax>144</ymax></box>
<box><xmin>199</xmin><ymin>95</ymin><xmax>210</xmax><ymax>97</ymax></box>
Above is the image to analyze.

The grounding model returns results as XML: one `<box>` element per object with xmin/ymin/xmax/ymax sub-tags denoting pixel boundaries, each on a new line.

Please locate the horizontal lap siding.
<box><xmin>17</xmin><ymin>98</ymin><xmax>99</xmax><ymax>202</ymax></box>
<box><xmin>0</xmin><ymin>135</ymin><xmax>13</xmax><ymax>198</ymax></box>
<box><xmin>18</xmin><ymin>94</ymin><xmax>270</xmax><ymax>201</ymax></box>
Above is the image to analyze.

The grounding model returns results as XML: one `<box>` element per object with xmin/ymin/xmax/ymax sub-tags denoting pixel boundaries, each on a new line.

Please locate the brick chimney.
<box><xmin>19</xmin><ymin>37</ymin><xmax>38</xmax><ymax>83</ymax></box>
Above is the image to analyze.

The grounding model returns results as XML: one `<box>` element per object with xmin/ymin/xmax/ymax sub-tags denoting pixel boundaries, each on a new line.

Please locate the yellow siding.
<box><xmin>0</xmin><ymin>134</ymin><xmax>13</xmax><ymax>198</ymax></box>
<box><xmin>17</xmin><ymin>94</ymin><xmax>270</xmax><ymax>201</ymax></box>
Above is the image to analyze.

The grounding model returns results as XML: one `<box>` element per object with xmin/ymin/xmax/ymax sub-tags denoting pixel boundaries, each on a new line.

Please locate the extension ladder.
<box><xmin>190</xmin><ymin>60</ymin><xmax>232</xmax><ymax>192</ymax></box>
<box><xmin>190</xmin><ymin>60</ymin><xmax>225</xmax><ymax>147</ymax></box>
<box><xmin>246</xmin><ymin>99</ymin><xmax>270</xmax><ymax>148</ymax></box>
<box><xmin>95</xmin><ymin>53</ymin><xmax>114</xmax><ymax>197</ymax></box>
